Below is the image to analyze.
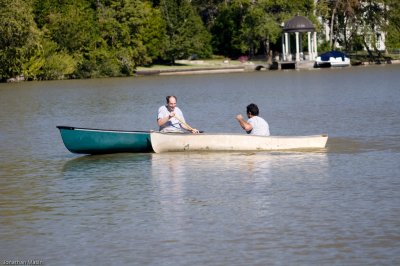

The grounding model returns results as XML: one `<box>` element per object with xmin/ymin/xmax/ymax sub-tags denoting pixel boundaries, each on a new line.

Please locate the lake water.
<box><xmin>1</xmin><ymin>65</ymin><xmax>399</xmax><ymax>265</ymax></box>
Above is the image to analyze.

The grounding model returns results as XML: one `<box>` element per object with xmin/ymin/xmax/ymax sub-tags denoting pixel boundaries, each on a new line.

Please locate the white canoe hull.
<box><xmin>150</xmin><ymin>132</ymin><xmax>328</xmax><ymax>153</ymax></box>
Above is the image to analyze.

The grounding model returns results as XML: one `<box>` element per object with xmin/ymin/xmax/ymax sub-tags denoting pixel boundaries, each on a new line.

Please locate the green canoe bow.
<box><xmin>57</xmin><ymin>126</ymin><xmax>153</xmax><ymax>154</ymax></box>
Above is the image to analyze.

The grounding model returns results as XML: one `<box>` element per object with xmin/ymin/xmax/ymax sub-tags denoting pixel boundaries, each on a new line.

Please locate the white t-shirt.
<box><xmin>247</xmin><ymin>116</ymin><xmax>270</xmax><ymax>136</ymax></box>
<box><xmin>157</xmin><ymin>105</ymin><xmax>185</xmax><ymax>132</ymax></box>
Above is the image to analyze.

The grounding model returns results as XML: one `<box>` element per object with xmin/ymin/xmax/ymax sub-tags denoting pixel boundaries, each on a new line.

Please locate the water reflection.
<box><xmin>327</xmin><ymin>135</ymin><xmax>400</xmax><ymax>154</ymax></box>
<box><xmin>149</xmin><ymin>152</ymin><xmax>329</xmax><ymax>208</ymax></box>
<box><xmin>61</xmin><ymin>153</ymin><xmax>152</xmax><ymax>177</ymax></box>
<box><xmin>147</xmin><ymin>152</ymin><xmax>329</xmax><ymax>256</ymax></box>
<box><xmin>150</xmin><ymin>152</ymin><xmax>276</xmax><ymax>183</ymax></box>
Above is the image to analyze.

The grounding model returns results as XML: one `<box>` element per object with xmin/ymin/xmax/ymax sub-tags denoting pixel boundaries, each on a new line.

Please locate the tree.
<box><xmin>0</xmin><ymin>0</ymin><xmax>42</xmax><ymax>81</ymax></box>
<box><xmin>334</xmin><ymin>0</ymin><xmax>360</xmax><ymax>49</ymax></box>
<box><xmin>212</xmin><ymin>0</ymin><xmax>248</xmax><ymax>57</ymax></box>
<box><xmin>37</xmin><ymin>38</ymin><xmax>77</xmax><ymax>80</ymax></box>
<box><xmin>240</xmin><ymin>3</ymin><xmax>281</xmax><ymax>58</ymax></box>
<box><xmin>191</xmin><ymin>0</ymin><xmax>226</xmax><ymax>29</ymax></box>
<box><xmin>384</xmin><ymin>0</ymin><xmax>400</xmax><ymax>50</ymax></box>
<box><xmin>44</xmin><ymin>2</ymin><xmax>98</xmax><ymax>54</ymax></box>
<box><xmin>160</xmin><ymin>0</ymin><xmax>212</xmax><ymax>63</ymax></box>
<box><xmin>93</xmin><ymin>0</ymin><xmax>166</xmax><ymax>75</ymax></box>
<box><xmin>213</xmin><ymin>0</ymin><xmax>317</xmax><ymax>58</ymax></box>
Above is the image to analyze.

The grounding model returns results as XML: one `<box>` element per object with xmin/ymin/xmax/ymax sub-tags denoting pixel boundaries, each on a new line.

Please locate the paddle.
<box><xmin>174</xmin><ymin>116</ymin><xmax>201</xmax><ymax>133</ymax></box>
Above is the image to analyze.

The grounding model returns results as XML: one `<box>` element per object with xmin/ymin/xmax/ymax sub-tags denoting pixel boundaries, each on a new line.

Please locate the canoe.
<box><xmin>57</xmin><ymin>126</ymin><xmax>153</xmax><ymax>154</ymax></box>
<box><xmin>150</xmin><ymin>132</ymin><xmax>328</xmax><ymax>153</ymax></box>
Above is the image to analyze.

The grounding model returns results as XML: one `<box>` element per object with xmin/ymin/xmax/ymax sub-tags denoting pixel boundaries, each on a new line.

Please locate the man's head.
<box><xmin>166</xmin><ymin>95</ymin><xmax>177</xmax><ymax>112</ymax></box>
<box><xmin>246</xmin><ymin>103</ymin><xmax>259</xmax><ymax>117</ymax></box>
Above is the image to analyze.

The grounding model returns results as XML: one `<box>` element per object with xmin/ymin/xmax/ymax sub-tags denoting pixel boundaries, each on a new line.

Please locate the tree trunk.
<box><xmin>266</xmin><ymin>38</ymin><xmax>271</xmax><ymax>63</ymax></box>
<box><xmin>362</xmin><ymin>37</ymin><xmax>375</xmax><ymax>63</ymax></box>
<box><xmin>330</xmin><ymin>1</ymin><xmax>340</xmax><ymax>50</ymax></box>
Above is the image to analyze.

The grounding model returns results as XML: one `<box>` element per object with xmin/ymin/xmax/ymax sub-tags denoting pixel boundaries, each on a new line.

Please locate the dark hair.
<box><xmin>166</xmin><ymin>95</ymin><xmax>177</xmax><ymax>103</ymax></box>
<box><xmin>246</xmin><ymin>103</ymin><xmax>259</xmax><ymax>116</ymax></box>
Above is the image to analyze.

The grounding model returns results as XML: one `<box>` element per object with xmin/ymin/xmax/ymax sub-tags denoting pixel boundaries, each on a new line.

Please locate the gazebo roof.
<box><xmin>283</xmin><ymin>16</ymin><xmax>315</xmax><ymax>33</ymax></box>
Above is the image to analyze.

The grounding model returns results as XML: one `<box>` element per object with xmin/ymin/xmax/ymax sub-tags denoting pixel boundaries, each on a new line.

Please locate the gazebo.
<box><xmin>282</xmin><ymin>16</ymin><xmax>317</xmax><ymax>62</ymax></box>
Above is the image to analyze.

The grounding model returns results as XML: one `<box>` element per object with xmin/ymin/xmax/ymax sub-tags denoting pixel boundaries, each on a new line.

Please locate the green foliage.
<box><xmin>212</xmin><ymin>0</ymin><xmax>317</xmax><ymax>58</ymax></box>
<box><xmin>191</xmin><ymin>0</ymin><xmax>225</xmax><ymax>29</ymax></box>
<box><xmin>2</xmin><ymin>0</ymin><xmax>398</xmax><ymax>81</ymax></box>
<box><xmin>22</xmin><ymin>43</ymin><xmax>45</xmax><ymax>80</ymax></box>
<box><xmin>140</xmin><ymin>4</ymin><xmax>167</xmax><ymax>60</ymax></box>
<box><xmin>0</xmin><ymin>0</ymin><xmax>41</xmax><ymax>80</ymax></box>
<box><xmin>260</xmin><ymin>0</ymin><xmax>316</xmax><ymax>21</ymax></box>
<box><xmin>315</xmin><ymin>0</ymin><xmax>400</xmax><ymax>52</ymax></box>
<box><xmin>95</xmin><ymin>0</ymin><xmax>165</xmax><ymax>68</ymax></box>
<box><xmin>384</xmin><ymin>0</ymin><xmax>400</xmax><ymax>49</ymax></box>
<box><xmin>44</xmin><ymin>2</ymin><xmax>98</xmax><ymax>53</ymax></box>
<box><xmin>40</xmin><ymin>52</ymin><xmax>76</xmax><ymax>80</ymax></box>
<box><xmin>160</xmin><ymin>0</ymin><xmax>212</xmax><ymax>63</ymax></box>
<box><xmin>316</xmin><ymin>0</ymin><xmax>330</xmax><ymax>19</ymax></box>
<box><xmin>386</xmin><ymin>26</ymin><xmax>400</xmax><ymax>50</ymax></box>
<box><xmin>240</xmin><ymin>3</ymin><xmax>281</xmax><ymax>55</ymax></box>
<box><xmin>77</xmin><ymin>48</ymin><xmax>120</xmax><ymax>78</ymax></box>
<box><xmin>38</xmin><ymin>38</ymin><xmax>77</xmax><ymax>80</ymax></box>
<box><xmin>318</xmin><ymin>40</ymin><xmax>331</xmax><ymax>53</ymax></box>
<box><xmin>211</xmin><ymin>1</ymin><xmax>246</xmax><ymax>57</ymax></box>
<box><xmin>33</xmin><ymin>0</ymin><xmax>61</xmax><ymax>28</ymax></box>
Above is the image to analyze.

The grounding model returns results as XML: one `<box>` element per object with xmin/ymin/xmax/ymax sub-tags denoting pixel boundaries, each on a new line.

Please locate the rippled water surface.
<box><xmin>1</xmin><ymin>65</ymin><xmax>400</xmax><ymax>265</ymax></box>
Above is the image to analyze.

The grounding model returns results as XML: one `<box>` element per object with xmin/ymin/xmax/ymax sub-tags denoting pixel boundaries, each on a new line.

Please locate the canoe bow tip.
<box><xmin>57</xmin><ymin>125</ymin><xmax>75</xmax><ymax>130</ymax></box>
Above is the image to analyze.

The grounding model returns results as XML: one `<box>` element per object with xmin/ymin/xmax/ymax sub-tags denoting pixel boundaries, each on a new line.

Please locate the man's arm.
<box><xmin>157</xmin><ymin>112</ymin><xmax>173</xmax><ymax>126</ymax></box>
<box><xmin>174</xmin><ymin>113</ymin><xmax>199</xmax><ymax>133</ymax></box>
<box><xmin>157</xmin><ymin>106</ymin><xmax>175</xmax><ymax>126</ymax></box>
<box><xmin>236</xmin><ymin>114</ymin><xmax>253</xmax><ymax>131</ymax></box>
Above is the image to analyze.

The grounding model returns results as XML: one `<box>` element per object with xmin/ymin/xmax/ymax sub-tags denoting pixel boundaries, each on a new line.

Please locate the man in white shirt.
<box><xmin>157</xmin><ymin>96</ymin><xmax>199</xmax><ymax>133</ymax></box>
<box><xmin>236</xmin><ymin>103</ymin><xmax>270</xmax><ymax>136</ymax></box>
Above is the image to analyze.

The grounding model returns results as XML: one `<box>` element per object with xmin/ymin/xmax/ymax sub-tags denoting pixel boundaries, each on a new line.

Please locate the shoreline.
<box><xmin>135</xmin><ymin>59</ymin><xmax>400</xmax><ymax>76</ymax></box>
<box><xmin>5</xmin><ymin>59</ymin><xmax>400</xmax><ymax>82</ymax></box>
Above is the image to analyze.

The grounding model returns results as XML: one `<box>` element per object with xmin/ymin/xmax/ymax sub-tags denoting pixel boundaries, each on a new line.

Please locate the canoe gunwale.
<box><xmin>156</xmin><ymin>132</ymin><xmax>328</xmax><ymax>136</ymax></box>
<box><xmin>57</xmin><ymin>125</ymin><xmax>153</xmax><ymax>134</ymax></box>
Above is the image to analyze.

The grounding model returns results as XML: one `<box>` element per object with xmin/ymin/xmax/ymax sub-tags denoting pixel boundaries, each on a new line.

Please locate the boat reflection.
<box><xmin>61</xmin><ymin>153</ymin><xmax>152</xmax><ymax>178</ymax></box>
<box><xmin>149</xmin><ymin>151</ymin><xmax>329</xmax><ymax>239</ymax></box>
<box><xmin>149</xmin><ymin>151</ymin><xmax>329</xmax><ymax>204</ymax></box>
<box><xmin>150</xmin><ymin>151</ymin><xmax>328</xmax><ymax>179</ymax></box>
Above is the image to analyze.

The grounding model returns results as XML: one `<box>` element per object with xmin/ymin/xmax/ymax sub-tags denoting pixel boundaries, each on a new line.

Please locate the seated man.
<box><xmin>236</xmin><ymin>103</ymin><xmax>270</xmax><ymax>136</ymax></box>
<box><xmin>157</xmin><ymin>95</ymin><xmax>199</xmax><ymax>133</ymax></box>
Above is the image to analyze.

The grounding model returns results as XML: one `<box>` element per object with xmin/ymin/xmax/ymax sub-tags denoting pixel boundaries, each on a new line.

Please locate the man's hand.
<box><xmin>191</xmin><ymin>128</ymin><xmax>200</xmax><ymax>134</ymax></box>
<box><xmin>236</xmin><ymin>114</ymin><xmax>244</xmax><ymax>121</ymax></box>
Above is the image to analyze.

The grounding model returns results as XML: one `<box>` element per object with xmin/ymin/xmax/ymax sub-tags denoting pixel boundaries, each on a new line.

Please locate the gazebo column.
<box><xmin>284</xmin><ymin>33</ymin><xmax>289</xmax><ymax>60</ymax></box>
<box><xmin>299</xmin><ymin>33</ymin><xmax>303</xmax><ymax>60</ymax></box>
<box><xmin>295</xmin><ymin>32</ymin><xmax>300</xmax><ymax>62</ymax></box>
<box><xmin>313</xmin><ymin>32</ymin><xmax>318</xmax><ymax>60</ymax></box>
<box><xmin>308</xmin><ymin>32</ymin><xmax>312</xmax><ymax>60</ymax></box>
<box><xmin>282</xmin><ymin>33</ymin><xmax>286</xmax><ymax>61</ymax></box>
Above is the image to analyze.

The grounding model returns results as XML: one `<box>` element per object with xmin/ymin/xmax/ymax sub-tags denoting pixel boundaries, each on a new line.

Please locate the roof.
<box><xmin>283</xmin><ymin>16</ymin><xmax>315</xmax><ymax>33</ymax></box>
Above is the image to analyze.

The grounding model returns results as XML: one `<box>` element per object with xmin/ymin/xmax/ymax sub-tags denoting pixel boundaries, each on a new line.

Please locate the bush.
<box><xmin>75</xmin><ymin>48</ymin><xmax>122</xmax><ymax>78</ymax></box>
<box><xmin>318</xmin><ymin>40</ymin><xmax>331</xmax><ymax>53</ymax></box>
<box><xmin>39</xmin><ymin>52</ymin><xmax>76</xmax><ymax>80</ymax></box>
